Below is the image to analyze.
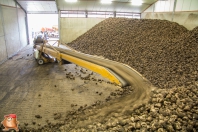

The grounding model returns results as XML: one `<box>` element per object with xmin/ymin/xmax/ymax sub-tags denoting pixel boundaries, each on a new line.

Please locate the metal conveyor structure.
<box><xmin>34</xmin><ymin>43</ymin><xmax>147</xmax><ymax>88</ymax></box>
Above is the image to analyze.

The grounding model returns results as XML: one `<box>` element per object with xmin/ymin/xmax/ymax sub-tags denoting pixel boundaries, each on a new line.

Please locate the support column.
<box><xmin>172</xmin><ymin>0</ymin><xmax>177</xmax><ymax>21</ymax></box>
<box><xmin>14</xmin><ymin>0</ymin><xmax>29</xmax><ymax>45</ymax></box>
<box><xmin>58</xmin><ymin>10</ymin><xmax>61</xmax><ymax>43</ymax></box>
<box><xmin>113</xmin><ymin>11</ymin><xmax>116</xmax><ymax>18</ymax></box>
<box><xmin>153</xmin><ymin>2</ymin><xmax>155</xmax><ymax>19</ymax></box>
<box><xmin>85</xmin><ymin>10</ymin><xmax>88</xmax><ymax>18</ymax></box>
<box><xmin>25</xmin><ymin>13</ymin><xmax>29</xmax><ymax>44</ymax></box>
<box><xmin>0</xmin><ymin>5</ymin><xmax>8</xmax><ymax>59</ymax></box>
<box><xmin>16</xmin><ymin>2</ymin><xmax>22</xmax><ymax>47</ymax></box>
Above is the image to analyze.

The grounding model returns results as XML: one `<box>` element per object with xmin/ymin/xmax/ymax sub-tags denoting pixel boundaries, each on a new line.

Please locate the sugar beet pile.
<box><xmin>69</xmin><ymin>18</ymin><xmax>198</xmax><ymax>89</ymax></box>
<box><xmin>13</xmin><ymin>18</ymin><xmax>198</xmax><ymax>131</ymax></box>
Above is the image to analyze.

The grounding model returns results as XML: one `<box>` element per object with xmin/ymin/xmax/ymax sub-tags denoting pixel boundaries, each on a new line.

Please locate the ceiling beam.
<box><xmin>16</xmin><ymin>0</ymin><xmax>55</xmax><ymax>1</ymax></box>
<box><xmin>56</xmin><ymin>0</ymin><xmax>151</xmax><ymax>5</ymax></box>
<box><xmin>55</xmin><ymin>0</ymin><xmax>59</xmax><ymax>11</ymax></box>
<box><xmin>60</xmin><ymin>10</ymin><xmax>141</xmax><ymax>14</ymax></box>
<box><xmin>14</xmin><ymin>0</ymin><xmax>27</xmax><ymax>14</ymax></box>
<box><xmin>141</xmin><ymin>0</ymin><xmax>158</xmax><ymax>13</ymax></box>
<box><xmin>27</xmin><ymin>11</ymin><xmax>58</xmax><ymax>14</ymax></box>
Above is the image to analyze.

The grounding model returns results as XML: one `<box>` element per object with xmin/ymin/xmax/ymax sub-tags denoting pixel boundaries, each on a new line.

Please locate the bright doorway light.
<box><xmin>65</xmin><ymin>0</ymin><xmax>77</xmax><ymax>2</ymax></box>
<box><xmin>101</xmin><ymin>0</ymin><xmax>112</xmax><ymax>4</ymax></box>
<box><xmin>27</xmin><ymin>14</ymin><xmax>58</xmax><ymax>44</ymax></box>
<box><xmin>131</xmin><ymin>0</ymin><xmax>142</xmax><ymax>6</ymax></box>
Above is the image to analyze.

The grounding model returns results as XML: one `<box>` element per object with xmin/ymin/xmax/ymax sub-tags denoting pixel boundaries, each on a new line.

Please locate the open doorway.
<box><xmin>27</xmin><ymin>14</ymin><xmax>58</xmax><ymax>44</ymax></box>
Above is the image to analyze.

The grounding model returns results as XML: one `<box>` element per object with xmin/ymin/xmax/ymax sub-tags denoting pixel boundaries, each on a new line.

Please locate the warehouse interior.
<box><xmin>0</xmin><ymin>0</ymin><xmax>198</xmax><ymax>131</ymax></box>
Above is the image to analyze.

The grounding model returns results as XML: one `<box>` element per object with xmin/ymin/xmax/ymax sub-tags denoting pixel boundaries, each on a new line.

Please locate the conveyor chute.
<box><xmin>34</xmin><ymin>42</ymin><xmax>146</xmax><ymax>87</ymax></box>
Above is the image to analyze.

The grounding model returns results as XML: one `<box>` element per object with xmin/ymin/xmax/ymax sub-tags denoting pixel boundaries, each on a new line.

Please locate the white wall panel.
<box><xmin>155</xmin><ymin>1</ymin><xmax>166</xmax><ymax>12</ymax></box>
<box><xmin>7</xmin><ymin>0</ymin><xmax>15</xmax><ymax>7</ymax></box>
<box><xmin>182</xmin><ymin>0</ymin><xmax>191</xmax><ymax>11</ymax></box>
<box><xmin>175</xmin><ymin>0</ymin><xmax>183</xmax><ymax>11</ymax></box>
<box><xmin>0</xmin><ymin>0</ymin><xmax>7</xmax><ymax>5</ymax></box>
<box><xmin>0</xmin><ymin>0</ymin><xmax>15</xmax><ymax>7</ymax></box>
<box><xmin>17</xmin><ymin>9</ymin><xmax>27</xmax><ymax>47</ymax></box>
<box><xmin>164</xmin><ymin>0</ymin><xmax>174</xmax><ymax>12</ymax></box>
<box><xmin>0</xmin><ymin>6</ymin><xmax>7</xmax><ymax>64</ymax></box>
<box><xmin>144</xmin><ymin>0</ymin><xmax>197</xmax><ymax>12</ymax></box>
<box><xmin>144</xmin><ymin>4</ymin><xmax>154</xmax><ymax>12</ymax></box>
<box><xmin>111</xmin><ymin>2</ymin><xmax>124</xmax><ymax>12</ymax></box>
<box><xmin>142</xmin><ymin>12</ymin><xmax>198</xmax><ymax>30</ymax></box>
<box><xmin>169</xmin><ymin>0</ymin><xmax>175</xmax><ymax>11</ymax></box>
<box><xmin>190</xmin><ymin>0</ymin><xmax>198</xmax><ymax>10</ymax></box>
<box><xmin>0</xmin><ymin>36</ymin><xmax>7</xmax><ymax>64</ymax></box>
<box><xmin>0</xmin><ymin>1</ymin><xmax>28</xmax><ymax>64</ymax></box>
<box><xmin>164</xmin><ymin>1</ymin><xmax>170</xmax><ymax>11</ymax></box>
<box><xmin>0</xmin><ymin>7</ymin><xmax>4</xmax><ymax>36</ymax></box>
<box><xmin>2</xmin><ymin>6</ymin><xmax>21</xmax><ymax>57</ymax></box>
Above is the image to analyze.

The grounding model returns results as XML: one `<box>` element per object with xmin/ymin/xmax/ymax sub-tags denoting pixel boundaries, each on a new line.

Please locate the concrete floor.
<box><xmin>0</xmin><ymin>45</ymin><xmax>120</xmax><ymax>129</ymax></box>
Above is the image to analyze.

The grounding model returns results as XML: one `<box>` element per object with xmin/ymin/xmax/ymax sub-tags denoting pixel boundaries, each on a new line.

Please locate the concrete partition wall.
<box><xmin>60</xmin><ymin>18</ymin><xmax>105</xmax><ymax>44</ymax></box>
<box><xmin>17</xmin><ymin>9</ymin><xmax>27</xmax><ymax>47</ymax></box>
<box><xmin>0</xmin><ymin>0</ymin><xmax>27</xmax><ymax>64</ymax></box>
<box><xmin>0</xmin><ymin>6</ymin><xmax>7</xmax><ymax>63</ymax></box>
<box><xmin>2</xmin><ymin>6</ymin><xmax>21</xmax><ymax>58</ymax></box>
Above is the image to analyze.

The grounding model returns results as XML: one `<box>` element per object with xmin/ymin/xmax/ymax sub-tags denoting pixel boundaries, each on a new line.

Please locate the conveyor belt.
<box><xmin>35</xmin><ymin>44</ymin><xmax>148</xmax><ymax>90</ymax></box>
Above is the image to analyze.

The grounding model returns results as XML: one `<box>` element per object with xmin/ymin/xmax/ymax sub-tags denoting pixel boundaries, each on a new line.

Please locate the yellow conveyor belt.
<box><xmin>35</xmin><ymin>44</ymin><xmax>145</xmax><ymax>87</ymax></box>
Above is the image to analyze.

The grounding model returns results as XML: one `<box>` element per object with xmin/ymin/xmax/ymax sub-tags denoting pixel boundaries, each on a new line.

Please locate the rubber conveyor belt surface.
<box><xmin>56</xmin><ymin>46</ymin><xmax>145</xmax><ymax>87</ymax></box>
<box><xmin>36</xmin><ymin>44</ymin><xmax>152</xmax><ymax>115</ymax></box>
<box><xmin>37</xmin><ymin>44</ymin><xmax>150</xmax><ymax>88</ymax></box>
<box><xmin>55</xmin><ymin>46</ymin><xmax>153</xmax><ymax>114</ymax></box>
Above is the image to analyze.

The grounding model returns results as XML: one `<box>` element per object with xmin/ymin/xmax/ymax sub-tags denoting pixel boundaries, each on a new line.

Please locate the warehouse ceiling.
<box><xmin>16</xmin><ymin>0</ymin><xmax>157</xmax><ymax>14</ymax></box>
<box><xmin>16</xmin><ymin>0</ymin><xmax>57</xmax><ymax>13</ymax></box>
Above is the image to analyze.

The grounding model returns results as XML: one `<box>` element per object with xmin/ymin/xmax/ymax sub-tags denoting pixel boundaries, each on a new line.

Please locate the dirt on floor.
<box><xmin>0</xmin><ymin>45</ymin><xmax>126</xmax><ymax>132</ymax></box>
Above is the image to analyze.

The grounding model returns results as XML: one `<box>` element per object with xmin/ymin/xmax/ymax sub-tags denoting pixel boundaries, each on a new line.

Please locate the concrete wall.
<box><xmin>0</xmin><ymin>0</ymin><xmax>15</xmax><ymax>7</ymax></box>
<box><xmin>142</xmin><ymin>0</ymin><xmax>198</xmax><ymax>30</ymax></box>
<box><xmin>60</xmin><ymin>18</ymin><xmax>105</xmax><ymax>43</ymax></box>
<box><xmin>2</xmin><ymin>6</ymin><xmax>21</xmax><ymax>58</ymax></box>
<box><xmin>17</xmin><ymin>9</ymin><xmax>27</xmax><ymax>47</ymax></box>
<box><xmin>0</xmin><ymin>6</ymin><xmax>7</xmax><ymax>63</ymax></box>
<box><xmin>0</xmin><ymin>0</ymin><xmax>27</xmax><ymax>64</ymax></box>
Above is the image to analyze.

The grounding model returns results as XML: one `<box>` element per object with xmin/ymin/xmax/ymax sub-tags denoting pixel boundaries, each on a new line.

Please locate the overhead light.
<box><xmin>65</xmin><ymin>0</ymin><xmax>77</xmax><ymax>3</ymax></box>
<box><xmin>131</xmin><ymin>0</ymin><xmax>142</xmax><ymax>6</ymax></box>
<box><xmin>101</xmin><ymin>0</ymin><xmax>112</xmax><ymax>4</ymax></box>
